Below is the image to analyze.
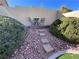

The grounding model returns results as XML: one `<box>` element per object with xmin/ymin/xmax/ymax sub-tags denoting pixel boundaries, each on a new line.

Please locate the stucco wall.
<box><xmin>63</xmin><ymin>10</ymin><xmax>79</xmax><ymax>18</ymax></box>
<box><xmin>6</xmin><ymin>7</ymin><xmax>57</xmax><ymax>26</ymax></box>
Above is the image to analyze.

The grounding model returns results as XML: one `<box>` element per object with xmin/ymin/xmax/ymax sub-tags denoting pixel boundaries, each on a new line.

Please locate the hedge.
<box><xmin>0</xmin><ymin>16</ymin><xmax>26</xmax><ymax>59</ymax></box>
<box><xmin>50</xmin><ymin>17</ymin><xmax>79</xmax><ymax>44</ymax></box>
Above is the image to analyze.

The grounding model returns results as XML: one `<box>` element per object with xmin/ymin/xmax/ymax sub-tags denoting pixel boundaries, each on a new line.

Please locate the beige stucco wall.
<box><xmin>5</xmin><ymin>6</ymin><xmax>57</xmax><ymax>26</ymax></box>
<box><xmin>63</xmin><ymin>10</ymin><xmax>79</xmax><ymax>18</ymax></box>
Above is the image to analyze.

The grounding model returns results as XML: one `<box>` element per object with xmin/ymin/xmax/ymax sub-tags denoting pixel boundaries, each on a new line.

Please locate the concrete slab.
<box><xmin>43</xmin><ymin>44</ymin><xmax>54</xmax><ymax>53</ymax></box>
<box><xmin>48</xmin><ymin>51</ymin><xmax>66</xmax><ymax>59</ymax></box>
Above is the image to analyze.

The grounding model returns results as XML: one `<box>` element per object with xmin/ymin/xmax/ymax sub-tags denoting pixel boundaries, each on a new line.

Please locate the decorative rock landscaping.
<box><xmin>10</xmin><ymin>28</ymin><xmax>75</xmax><ymax>59</ymax></box>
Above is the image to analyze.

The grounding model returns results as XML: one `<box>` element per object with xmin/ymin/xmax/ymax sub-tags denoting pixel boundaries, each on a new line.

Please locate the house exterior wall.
<box><xmin>0</xmin><ymin>0</ymin><xmax>57</xmax><ymax>26</ymax></box>
<box><xmin>63</xmin><ymin>10</ymin><xmax>79</xmax><ymax>18</ymax></box>
<box><xmin>6</xmin><ymin>7</ymin><xmax>57</xmax><ymax>26</ymax></box>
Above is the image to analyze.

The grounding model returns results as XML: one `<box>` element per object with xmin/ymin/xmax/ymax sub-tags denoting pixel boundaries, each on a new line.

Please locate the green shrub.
<box><xmin>50</xmin><ymin>17</ymin><xmax>79</xmax><ymax>44</ymax></box>
<box><xmin>0</xmin><ymin>16</ymin><xmax>26</xmax><ymax>59</ymax></box>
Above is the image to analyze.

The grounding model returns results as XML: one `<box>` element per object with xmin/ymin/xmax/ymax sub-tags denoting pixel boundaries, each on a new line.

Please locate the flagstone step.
<box><xmin>41</xmin><ymin>37</ymin><xmax>47</xmax><ymax>39</ymax></box>
<box><xmin>39</xmin><ymin>29</ymin><xmax>54</xmax><ymax>53</ymax></box>
<box><xmin>39</xmin><ymin>33</ymin><xmax>46</xmax><ymax>36</ymax></box>
<box><xmin>43</xmin><ymin>44</ymin><xmax>54</xmax><ymax>53</ymax></box>
<box><xmin>41</xmin><ymin>38</ymin><xmax>49</xmax><ymax>43</ymax></box>
<box><xmin>39</xmin><ymin>29</ymin><xmax>45</xmax><ymax>32</ymax></box>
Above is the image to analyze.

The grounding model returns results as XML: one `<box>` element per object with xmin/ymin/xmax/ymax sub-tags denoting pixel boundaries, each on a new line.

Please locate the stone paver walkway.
<box><xmin>10</xmin><ymin>28</ymin><xmax>73</xmax><ymax>59</ymax></box>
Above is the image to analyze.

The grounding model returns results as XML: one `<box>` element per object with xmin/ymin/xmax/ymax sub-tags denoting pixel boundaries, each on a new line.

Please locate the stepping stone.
<box><xmin>43</xmin><ymin>44</ymin><xmax>54</xmax><ymax>53</ymax></box>
<box><xmin>39</xmin><ymin>33</ymin><xmax>46</xmax><ymax>36</ymax></box>
<box><xmin>41</xmin><ymin>37</ymin><xmax>47</xmax><ymax>39</ymax></box>
<box><xmin>41</xmin><ymin>38</ymin><xmax>49</xmax><ymax>43</ymax></box>
<box><xmin>39</xmin><ymin>29</ymin><xmax>45</xmax><ymax>32</ymax></box>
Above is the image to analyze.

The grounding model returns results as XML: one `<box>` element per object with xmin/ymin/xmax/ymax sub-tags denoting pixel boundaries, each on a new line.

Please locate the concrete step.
<box><xmin>43</xmin><ymin>44</ymin><xmax>54</xmax><ymax>53</ymax></box>
<box><xmin>39</xmin><ymin>29</ymin><xmax>45</xmax><ymax>32</ymax></box>
<box><xmin>39</xmin><ymin>33</ymin><xmax>46</xmax><ymax>36</ymax></box>
<box><xmin>41</xmin><ymin>38</ymin><xmax>49</xmax><ymax>43</ymax></box>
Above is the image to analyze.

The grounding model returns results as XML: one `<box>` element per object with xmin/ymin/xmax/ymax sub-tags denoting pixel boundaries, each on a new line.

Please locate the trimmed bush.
<box><xmin>50</xmin><ymin>17</ymin><xmax>79</xmax><ymax>44</ymax></box>
<box><xmin>0</xmin><ymin>16</ymin><xmax>26</xmax><ymax>59</ymax></box>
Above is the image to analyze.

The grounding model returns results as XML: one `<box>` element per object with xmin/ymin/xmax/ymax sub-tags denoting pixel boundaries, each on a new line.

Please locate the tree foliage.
<box><xmin>59</xmin><ymin>6</ymin><xmax>72</xmax><ymax>13</ymax></box>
